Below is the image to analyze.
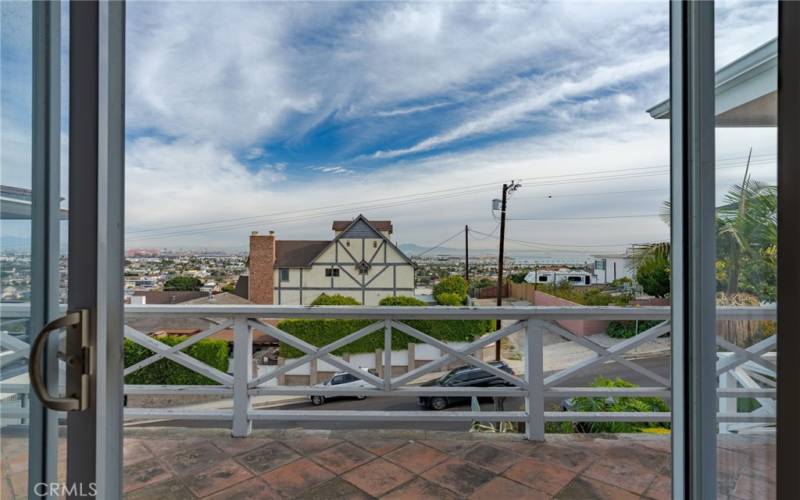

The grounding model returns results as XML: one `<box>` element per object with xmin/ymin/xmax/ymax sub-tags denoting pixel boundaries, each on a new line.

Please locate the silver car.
<box><xmin>310</xmin><ymin>369</ymin><xmax>373</xmax><ymax>406</ymax></box>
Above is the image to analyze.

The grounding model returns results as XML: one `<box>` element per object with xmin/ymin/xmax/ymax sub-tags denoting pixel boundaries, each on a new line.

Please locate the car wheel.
<box><xmin>356</xmin><ymin>395</ymin><xmax>366</xmax><ymax>400</ymax></box>
<box><xmin>311</xmin><ymin>396</ymin><xmax>325</xmax><ymax>406</ymax></box>
<box><xmin>430</xmin><ymin>397</ymin><xmax>448</xmax><ymax>411</ymax></box>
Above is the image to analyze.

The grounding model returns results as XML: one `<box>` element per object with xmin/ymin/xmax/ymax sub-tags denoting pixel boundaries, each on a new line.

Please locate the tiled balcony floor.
<box><xmin>1</xmin><ymin>427</ymin><xmax>775</xmax><ymax>499</ymax></box>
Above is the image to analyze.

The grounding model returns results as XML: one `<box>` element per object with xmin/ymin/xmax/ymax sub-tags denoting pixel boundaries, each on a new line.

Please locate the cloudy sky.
<box><xmin>2</xmin><ymin>1</ymin><xmax>778</xmax><ymax>255</ymax></box>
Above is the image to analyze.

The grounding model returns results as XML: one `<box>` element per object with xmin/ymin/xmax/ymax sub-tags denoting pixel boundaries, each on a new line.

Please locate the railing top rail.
<box><xmin>0</xmin><ymin>303</ymin><xmax>776</xmax><ymax>320</ymax></box>
<box><xmin>120</xmin><ymin>304</ymin><xmax>774</xmax><ymax>321</ymax></box>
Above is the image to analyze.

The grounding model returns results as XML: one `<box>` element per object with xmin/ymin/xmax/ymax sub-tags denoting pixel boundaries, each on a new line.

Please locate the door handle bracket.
<box><xmin>28</xmin><ymin>309</ymin><xmax>92</xmax><ymax>412</ymax></box>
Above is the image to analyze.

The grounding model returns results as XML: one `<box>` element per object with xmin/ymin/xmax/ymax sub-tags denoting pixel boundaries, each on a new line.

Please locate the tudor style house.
<box><xmin>245</xmin><ymin>215</ymin><xmax>416</xmax><ymax>305</ymax></box>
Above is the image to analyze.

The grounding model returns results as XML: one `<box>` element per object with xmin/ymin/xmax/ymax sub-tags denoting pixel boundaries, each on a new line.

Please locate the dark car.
<box><xmin>417</xmin><ymin>361</ymin><xmax>516</xmax><ymax>410</ymax></box>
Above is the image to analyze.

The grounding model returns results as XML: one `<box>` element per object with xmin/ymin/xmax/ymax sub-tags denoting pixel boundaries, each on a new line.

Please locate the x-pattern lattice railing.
<box><xmin>0</xmin><ymin>304</ymin><xmax>777</xmax><ymax>438</ymax></box>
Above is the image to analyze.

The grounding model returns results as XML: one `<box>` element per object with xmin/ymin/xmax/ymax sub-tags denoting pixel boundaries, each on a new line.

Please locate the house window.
<box><xmin>346</xmin><ymin>241</ymin><xmax>350</xmax><ymax>247</ymax></box>
<box><xmin>568</xmin><ymin>276</ymin><xmax>582</xmax><ymax>283</ymax></box>
<box><xmin>595</xmin><ymin>259</ymin><xmax>606</xmax><ymax>270</ymax></box>
<box><xmin>538</xmin><ymin>275</ymin><xmax>548</xmax><ymax>282</ymax></box>
<box><xmin>280</xmin><ymin>269</ymin><xmax>290</xmax><ymax>282</ymax></box>
<box><xmin>325</xmin><ymin>268</ymin><xmax>340</xmax><ymax>277</ymax></box>
<box><xmin>373</xmin><ymin>241</ymin><xmax>378</xmax><ymax>248</ymax></box>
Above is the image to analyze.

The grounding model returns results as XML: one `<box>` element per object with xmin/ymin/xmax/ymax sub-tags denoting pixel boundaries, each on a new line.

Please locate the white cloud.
<box><xmin>372</xmin><ymin>50</ymin><xmax>669</xmax><ymax>158</ymax></box>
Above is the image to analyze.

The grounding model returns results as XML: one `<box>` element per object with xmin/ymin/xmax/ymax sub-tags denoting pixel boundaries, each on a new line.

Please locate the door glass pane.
<box><xmin>1</xmin><ymin>3</ymin><xmax>69</xmax><ymax>498</ymax></box>
<box><xmin>715</xmin><ymin>1</ymin><xmax>777</xmax><ymax>498</ymax></box>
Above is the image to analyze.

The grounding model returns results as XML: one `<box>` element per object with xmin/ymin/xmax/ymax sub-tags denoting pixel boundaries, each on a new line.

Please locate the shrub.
<box><xmin>435</xmin><ymin>292</ymin><xmax>464</xmax><ymax>306</ymax></box>
<box><xmin>311</xmin><ymin>293</ymin><xmax>360</xmax><ymax>305</ymax></box>
<box><xmin>548</xmin><ymin>377</ymin><xmax>670</xmax><ymax>434</ymax></box>
<box><xmin>378</xmin><ymin>296</ymin><xmax>425</xmax><ymax>306</ymax></box>
<box><xmin>606</xmin><ymin>320</ymin><xmax>662</xmax><ymax>339</ymax></box>
<box><xmin>124</xmin><ymin>335</ymin><xmax>229</xmax><ymax>385</ymax></box>
<box><xmin>636</xmin><ymin>253</ymin><xmax>670</xmax><ymax>298</ymax></box>
<box><xmin>433</xmin><ymin>275</ymin><xmax>469</xmax><ymax>303</ymax></box>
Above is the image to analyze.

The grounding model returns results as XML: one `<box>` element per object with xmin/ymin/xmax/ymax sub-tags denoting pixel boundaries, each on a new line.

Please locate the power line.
<box><xmin>468</xmin><ymin>228</ymin><xmax>635</xmax><ymax>249</ymax></box>
<box><xmin>126</xmin><ymin>152</ymin><xmax>774</xmax><ymax>241</ymax></box>
<box><xmin>413</xmin><ymin>229</ymin><xmax>466</xmax><ymax>257</ymax></box>
<box><xmin>507</xmin><ymin>213</ymin><xmax>662</xmax><ymax>221</ymax></box>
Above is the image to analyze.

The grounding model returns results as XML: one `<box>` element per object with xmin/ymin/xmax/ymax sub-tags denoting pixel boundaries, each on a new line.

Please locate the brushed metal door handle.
<box><xmin>28</xmin><ymin>309</ymin><xmax>91</xmax><ymax>412</ymax></box>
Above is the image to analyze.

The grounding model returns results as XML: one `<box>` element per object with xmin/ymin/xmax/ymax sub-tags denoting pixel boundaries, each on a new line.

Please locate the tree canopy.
<box><xmin>163</xmin><ymin>276</ymin><xmax>203</xmax><ymax>291</ymax></box>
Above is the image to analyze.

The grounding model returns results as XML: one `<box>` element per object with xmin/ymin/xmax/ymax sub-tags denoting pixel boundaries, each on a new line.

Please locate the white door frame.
<box><xmin>65</xmin><ymin>1</ymin><xmax>125</xmax><ymax>498</ymax></box>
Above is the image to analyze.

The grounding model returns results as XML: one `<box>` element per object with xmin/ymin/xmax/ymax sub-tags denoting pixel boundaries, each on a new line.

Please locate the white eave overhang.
<box><xmin>647</xmin><ymin>38</ymin><xmax>776</xmax><ymax>127</ymax></box>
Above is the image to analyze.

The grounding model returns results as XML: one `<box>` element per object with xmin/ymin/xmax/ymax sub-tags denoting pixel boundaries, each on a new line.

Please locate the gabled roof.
<box><xmin>333</xmin><ymin>219</ymin><xmax>392</xmax><ymax>233</ymax></box>
<box><xmin>329</xmin><ymin>215</ymin><xmax>415</xmax><ymax>267</ymax></box>
<box><xmin>274</xmin><ymin>240</ymin><xmax>331</xmax><ymax>268</ymax></box>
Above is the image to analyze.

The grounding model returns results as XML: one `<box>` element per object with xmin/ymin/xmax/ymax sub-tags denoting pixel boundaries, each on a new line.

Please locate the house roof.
<box><xmin>182</xmin><ymin>291</ymin><xmax>251</xmax><ymax>305</ymax></box>
<box><xmin>274</xmin><ymin>240</ymin><xmax>331</xmax><ymax>268</ymax></box>
<box><xmin>647</xmin><ymin>38</ymin><xmax>776</xmax><ymax>127</ymax></box>
<box><xmin>333</xmin><ymin>219</ymin><xmax>393</xmax><ymax>233</ymax></box>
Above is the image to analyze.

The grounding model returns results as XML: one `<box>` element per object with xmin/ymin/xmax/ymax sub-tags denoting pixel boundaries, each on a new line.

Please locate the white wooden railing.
<box><xmin>1</xmin><ymin>304</ymin><xmax>776</xmax><ymax>438</ymax></box>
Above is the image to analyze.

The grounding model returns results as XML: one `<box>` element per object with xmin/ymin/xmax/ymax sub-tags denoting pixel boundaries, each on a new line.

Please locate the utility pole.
<box><xmin>494</xmin><ymin>181</ymin><xmax>521</xmax><ymax>361</ymax></box>
<box><xmin>464</xmin><ymin>225</ymin><xmax>469</xmax><ymax>283</ymax></box>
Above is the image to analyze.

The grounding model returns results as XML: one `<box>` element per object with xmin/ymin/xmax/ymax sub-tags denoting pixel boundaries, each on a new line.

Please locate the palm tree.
<box><xmin>634</xmin><ymin>148</ymin><xmax>777</xmax><ymax>299</ymax></box>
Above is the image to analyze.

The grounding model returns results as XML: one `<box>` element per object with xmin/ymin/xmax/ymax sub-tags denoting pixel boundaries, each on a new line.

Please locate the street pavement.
<box><xmin>129</xmin><ymin>355</ymin><xmax>671</xmax><ymax>432</ymax></box>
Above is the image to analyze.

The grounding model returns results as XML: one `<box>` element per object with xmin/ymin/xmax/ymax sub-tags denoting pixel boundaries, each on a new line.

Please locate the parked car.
<box><xmin>417</xmin><ymin>361</ymin><xmax>516</xmax><ymax>410</ymax></box>
<box><xmin>310</xmin><ymin>368</ymin><xmax>375</xmax><ymax>406</ymax></box>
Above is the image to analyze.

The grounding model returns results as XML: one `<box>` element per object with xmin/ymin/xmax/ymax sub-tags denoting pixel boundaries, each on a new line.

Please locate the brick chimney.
<box><xmin>249</xmin><ymin>231</ymin><xmax>276</xmax><ymax>304</ymax></box>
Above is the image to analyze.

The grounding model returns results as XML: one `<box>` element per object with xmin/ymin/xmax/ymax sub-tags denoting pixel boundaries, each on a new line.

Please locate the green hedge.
<box><xmin>606</xmin><ymin>320</ymin><xmax>662</xmax><ymax>339</ymax></box>
<box><xmin>434</xmin><ymin>276</ymin><xmax>469</xmax><ymax>305</ymax></box>
<box><xmin>545</xmin><ymin>377</ymin><xmax>670</xmax><ymax>434</ymax></box>
<box><xmin>311</xmin><ymin>293</ymin><xmax>361</xmax><ymax>305</ymax></box>
<box><xmin>278</xmin><ymin>293</ymin><xmax>492</xmax><ymax>358</ymax></box>
<box><xmin>124</xmin><ymin>335</ymin><xmax>229</xmax><ymax>385</ymax></box>
<box><xmin>278</xmin><ymin>318</ymin><xmax>493</xmax><ymax>358</ymax></box>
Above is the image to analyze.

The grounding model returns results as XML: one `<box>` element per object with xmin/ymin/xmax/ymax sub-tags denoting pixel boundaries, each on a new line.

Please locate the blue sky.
<box><xmin>2</xmin><ymin>1</ymin><xmax>779</xmax><ymax>253</ymax></box>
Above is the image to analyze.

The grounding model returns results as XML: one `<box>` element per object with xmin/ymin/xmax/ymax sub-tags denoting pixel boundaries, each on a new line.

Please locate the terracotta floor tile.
<box><xmin>582</xmin><ymin>456</ymin><xmax>657</xmax><ymax>495</ymax></box>
<box><xmin>601</xmin><ymin>443</ymin><xmax>669</xmax><ymax>471</ymax></box>
<box><xmin>503</xmin><ymin>457</ymin><xmax>576</xmax><ymax>495</ymax></box>
<box><xmin>459</xmin><ymin>443</ymin><xmax>522</xmax><ymax>474</ymax></box>
<box><xmin>644</xmin><ymin>474</ymin><xmax>671</xmax><ymax>500</ymax></box>
<box><xmin>384</xmin><ymin>442</ymin><xmax>449</xmax><ymax>474</ymax></box>
<box><xmin>421</xmin><ymin>439</ymin><xmax>477</xmax><ymax>454</ymax></box>
<box><xmin>526</xmin><ymin>443</ymin><xmax>598</xmax><ymax>472</ymax></box>
<box><xmin>212</xmin><ymin>437</ymin><xmax>274</xmax><ymax>457</ymax></box>
<box><xmin>469</xmin><ymin>477</ymin><xmax>551</xmax><ymax>500</ymax></box>
<box><xmin>204</xmin><ymin>477</ymin><xmax>282</xmax><ymax>500</ymax></box>
<box><xmin>309</xmin><ymin>442</ymin><xmax>376</xmax><ymax>475</ymax></box>
<box><xmin>294</xmin><ymin>477</ymin><xmax>372</xmax><ymax>500</ymax></box>
<box><xmin>124</xmin><ymin>478</ymin><xmax>194</xmax><ymax>500</ymax></box>
<box><xmin>421</xmin><ymin>458</ymin><xmax>495</xmax><ymax>496</ymax></box>
<box><xmin>123</xmin><ymin>460</ymin><xmax>174</xmax><ymax>493</ymax></box>
<box><xmin>144</xmin><ymin>438</ymin><xmax>207</xmax><ymax>457</ymax></box>
<box><xmin>381</xmin><ymin>477</ymin><xmax>461</xmax><ymax>500</ymax></box>
<box><xmin>124</xmin><ymin>439</ymin><xmax>155</xmax><ymax>466</ymax></box>
<box><xmin>164</xmin><ymin>441</ymin><xmax>227</xmax><ymax>476</ymax></box>
<box><xmin>349</xmin><ymin>438</ymin><xmax>407</xmax><ymax>456</ymax></box>
<box><xmin>284</xmin><ymin>435</ymin><xmax>343</xmax><ymax>455</ymax></box>
<box><xmin>184</xmin><ymin>458</ymin><xmax>253</xmax><ymax>497</ymax></box>
<box><xmin>261</xmin><ymin>458</ymin><xmax>335</xmax><ymax>497</ymax></box>
<box><xmin>342</xmin><ymin>458</ymin><xmax>415</xmax><ymax>497</ymax></box>
<box><xmin>237</xmin><ymin>442</ymin><xmax>300</xmax><ymax>474</ymax></box>
<box><xmin>555</xmin><ymin>476</ymin><xmax>639</xmax><ymax>500</ymax></box>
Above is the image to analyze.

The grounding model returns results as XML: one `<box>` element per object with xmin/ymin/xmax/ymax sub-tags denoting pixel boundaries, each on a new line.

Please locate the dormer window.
<box><xmin>356</xmin><ymin>260</ymin><xmax>371</xmax><ymax>274</ymax></box>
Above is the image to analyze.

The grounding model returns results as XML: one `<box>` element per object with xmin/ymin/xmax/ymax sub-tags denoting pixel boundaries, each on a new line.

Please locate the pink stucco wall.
<box><xmin>533</xmin><ymin>290</ymin><xmax>610</xmax><ymax>336</ymax></box>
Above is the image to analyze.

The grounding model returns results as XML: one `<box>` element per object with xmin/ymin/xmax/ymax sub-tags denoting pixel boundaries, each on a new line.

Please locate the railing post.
<box><xmin>719</xmin><ymin>370</ymin><xmax>737</xmax><ymax>434</ymax></box>
<box><xmin>525</xmin><ymin>319</ymin><xmax>544</xmax><ymax>440</ymax></box>
<box><xmin>384</xmin><ymin>319</ymin><xmax>392</xmax><ymax>391</ymax></box>
<box><xmin>232</xmin><ymin>317</ymin><xmax>252</xmax><ymax>437</ymax></box>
